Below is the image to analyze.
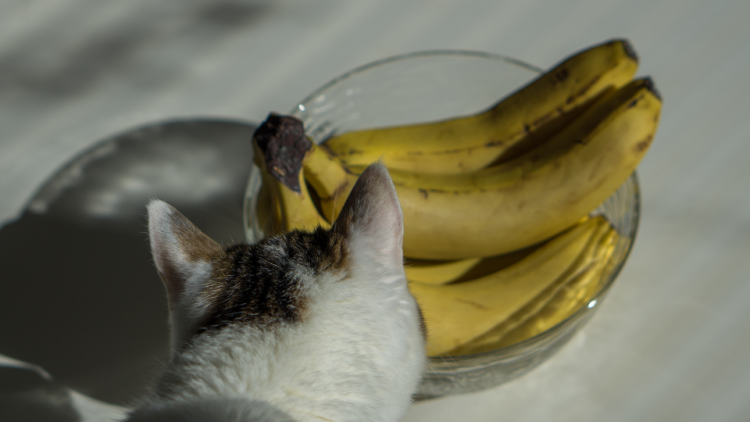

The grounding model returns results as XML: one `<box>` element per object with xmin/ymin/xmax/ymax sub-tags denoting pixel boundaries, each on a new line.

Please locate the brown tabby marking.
<box><xmin>193</xmin><ymin>226</ymin><xmax>349</xmax><ymax>337</ymax></box>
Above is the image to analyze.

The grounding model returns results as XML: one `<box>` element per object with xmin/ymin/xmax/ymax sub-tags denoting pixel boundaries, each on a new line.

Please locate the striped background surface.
<box><xmin>1</xmin><ymin>1</ymin><xmax>749</xmax><ymax>421</ymax></box>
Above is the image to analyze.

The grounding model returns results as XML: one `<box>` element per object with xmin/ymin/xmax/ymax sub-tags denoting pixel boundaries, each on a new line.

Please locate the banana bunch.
<box><xmin>251</xmin><ymin>39</ymin><xmax>660</xmax><ymax>356</ymax></box>
<box><xmin>323</xmin><ymin>39</ymin><xmax>638</xmax><ymax>174</ymax></box>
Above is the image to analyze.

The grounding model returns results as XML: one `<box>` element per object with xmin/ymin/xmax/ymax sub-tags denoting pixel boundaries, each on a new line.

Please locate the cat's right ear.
<box><xmin>148</xmin><ymin>200</ymin><xmax>225</xmax><ymax>351</ymax></box>
<box><xmin>331</xmin><ymin>163</ymin><xmax>404</xmax><ymax>270</ymax></box>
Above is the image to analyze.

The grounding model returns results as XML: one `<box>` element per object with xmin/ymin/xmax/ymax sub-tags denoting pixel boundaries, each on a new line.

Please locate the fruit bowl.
<box><xmin>243</xmin><ymin>51</ymin><xmax>640</xmax><ymax>399</ymax></box>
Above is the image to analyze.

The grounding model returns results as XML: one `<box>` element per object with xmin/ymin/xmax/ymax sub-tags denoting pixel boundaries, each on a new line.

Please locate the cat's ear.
<box><xmin>147</xmin><ymin>200</ymin><xmax>224</xmax><ymax>351</ymax></box>
<box><xmin>332</xmin><ymin>163</ymin><xmax>404</xmax><ymax>269</ymax></box>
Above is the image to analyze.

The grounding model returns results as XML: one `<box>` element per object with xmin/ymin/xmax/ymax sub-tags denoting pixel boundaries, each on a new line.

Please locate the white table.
<box><xmin>1</xmin><ymin>1</ymin><xmax>748</xmax><ymax>421</ymax></box>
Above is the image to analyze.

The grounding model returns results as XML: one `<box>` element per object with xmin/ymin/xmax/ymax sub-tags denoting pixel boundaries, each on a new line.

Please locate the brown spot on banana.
<box><xmin>532</xmin><ymin>111</ymin><xmax>555</xmax><ymax>128</ymax></box>
<box><xmin>635</xmin><ymin>134</ymin><xmax>654</xmax><ymax>152</ymax></box>
<box><xmin>455</xmin><ymin>298</ymin><xmax>489</xmax><ymax>310</ymax></box>
<box><xmin>404</xmin><ymin>140</ymin><xmax>515</xmax><ymax>156</ymax></box>
<box><xmin>621</xmin><ymin>39</ymin><xmax>639</xmax><ymax>62</ymax></box>
<box><xmin>572</xmin><ymin>74</ymin><xmax>602</xmax><ymax>103</ymax></box>
<box><xmin>642</xmin><ymin>77</ymin><xmax>661</xmax><ymax>100</ymax></box>
<box><xmin>627</xmin><ymin>93</ymin><xmax>645</xmax><ymax>108</ymax></box>
<box><xmin>484</xmin><ymin>139</ymin><xmax>505</xmax><ymax>147</ymax></box>
<box><xmin>553</xmin><ymin>68</ymin><xmax>569</xmax><ymax>84</ymax></box>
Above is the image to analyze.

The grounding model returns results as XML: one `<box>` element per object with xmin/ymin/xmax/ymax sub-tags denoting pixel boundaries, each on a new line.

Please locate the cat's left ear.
<box><xmin>147</xmin><ymin>200</ymin><xmax>225</xmax><ymax>351</ymax></box>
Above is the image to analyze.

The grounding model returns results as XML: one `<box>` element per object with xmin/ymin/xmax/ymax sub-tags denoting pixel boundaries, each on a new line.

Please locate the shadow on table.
<box><xmin>0</xmin><ymin>119</ymin><xmax>256</xmax><ymax>409</ymax></box>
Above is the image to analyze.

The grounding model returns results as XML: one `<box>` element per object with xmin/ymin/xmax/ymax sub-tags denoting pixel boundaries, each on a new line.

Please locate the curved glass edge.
<box><xmin>27</xmin><ymin>117</ymin><xmax>256</xmax><ymax>219</ymax></box>
<box><xmin>287</xmin><ymin>50</ymin><xmax>543</xmax><ymax>117</ymax></box>
<box><xmin>243</xmin><ymin>165</ymin><xmax>262</xmax><ymax>244</ymax></box>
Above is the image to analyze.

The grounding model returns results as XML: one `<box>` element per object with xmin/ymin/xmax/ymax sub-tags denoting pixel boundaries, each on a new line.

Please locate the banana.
<box><xmin>302</xmin><ymin>140</ymin><xmax>359</xmax><ymax>223</ymax></box>
<box><xmin>305</xmin><ymin>77</ymin><xmax>661</xmax><ymax>260</ymax></box>
<box><xmin>405</xmin><ymin>257</ymin><xmax>482</xmax><ymax>286</ymax></box>
<box><xmin>409</xmin><ymin>218</ymin><xmax>598</xmax><ymax>357</ymax></box>
<box><xmin>405</xmin><ymin>216</ymin><xmax>589</xmax><ymax>286</ymax></box>
<box><xmin>322</xmin><ymin>39</ymin><xmax>638</xmax><ymax>174</ymax></box>
<box><xmin>447</xmin><ymin>219</ymin><xmax>617</xmax><ymax>355</ymax></box>
<box><xmin>253</xmin><ymin>114</ymin><xmax>329</xmax><ymax>235</ymax></box>
<box><xmin>491</xmin><ymin>230</ymin><xmax>617</xmax><ymax>350</ymax></box>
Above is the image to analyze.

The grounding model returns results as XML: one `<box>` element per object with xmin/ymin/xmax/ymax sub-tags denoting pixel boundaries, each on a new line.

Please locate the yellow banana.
<box><xmin>253</xmin><ymin>115</ymin><xmax>329</xmax><ymax>235</ymax></box>
<box><xmin>303</xmin><ymin>141</ymin><xmax>359</xmax><ymax>223</ymax></box>
<box><xmin>305</xmin><ymin>77</ymin><xmax>660</xmax><ymax>260</ymax></box>
<box><xmin>409</xmin><ymin>218</ymin><xmax>598</xmax><ymax>357</ymax></box>
<box><xmin>393</xmin><ymin>78</ymin><xmax>658</xmax><ymax>260</ymax></box>
<box><xmin>404</xmin><ymin>242</ymin><xmax>542</xmax><ymax>286</ymax></box>
<box><xmin>492</xmin><ymin>231</ymin><xmax>617</xmax><ymax>350</ymax></box>
<box><xmin>405</xmin><ymin>257</ymin><xmax>482</xmax><ymax>286</ymax></box>
<box><xmin>405</xmin><ymin>216</ymin><xmax>589</xmax><ymax>286</ymax></box>
<box><xmin>447</xmin><ymin>219</ymin><xmax>617</xmax><ymax>355</ymax></box>
<box><xmin>323</xmin><ymin>39</ymin><xmax>638</xmax><ymax>174</ymax></box>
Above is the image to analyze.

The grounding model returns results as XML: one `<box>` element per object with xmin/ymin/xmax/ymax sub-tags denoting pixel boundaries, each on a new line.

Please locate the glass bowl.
<box><xmin>243</xmin><ymin>51</ymin><xmax>640</xmax><ymax>400</ymax></box>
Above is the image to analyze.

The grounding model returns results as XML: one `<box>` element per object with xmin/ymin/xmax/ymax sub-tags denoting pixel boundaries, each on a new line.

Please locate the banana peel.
<box><xmin>410</xmin><ymin>218</ymin><xmax>599</xmax><ymax>356</ymax></box>
<box><xmin>448</xmin><ymin>219</ymin><xmax>617</xmax><ymax>355</ymax></box>
<box><xmin>307</xmin><ymin>78</ymin><xmax>660</xmax><ymax>260</ymax></box>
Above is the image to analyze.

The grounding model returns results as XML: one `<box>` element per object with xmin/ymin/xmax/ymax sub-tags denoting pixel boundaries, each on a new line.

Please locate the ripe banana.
<box><xmin>447</xmin><ymin>219</ymin><xmax>617</xmax><ymax>355</ymax></box>
<box><xmin>492</xmin><ymin>235</ymin><xmax>616</xmax><ymax>350</ymax></box>
<box><xmin>304</xmin><ymin>77</ymin><xmax>660</xmax><ymax>260</ymax></box>
<box><xmin>303</xmin><ymin>141</ymin><xmax>359</xmax><ymax>223</ymax></box>
<box><xmin>322</xmin><ymin>39</ymin><xmax>638</xmax><ymax>174</ymax></box>
<box><xmin>409</xmin><ymin>217</ymin><xmax>598</xmax><ymax>357</ymax></box>
<box><xmin>405</xmin><ymin>216</ymin><xmax>589</xmax><ymax>286</ymax></box>
<box><xmin>405</xmin><ymin>257</ymin><xmax>482</xmax><ymax>286</ymax></box>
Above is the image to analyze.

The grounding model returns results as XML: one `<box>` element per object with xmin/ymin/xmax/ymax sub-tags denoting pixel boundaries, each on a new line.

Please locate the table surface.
<box><xmin>1</xmin><ymin>1</ymin><xmax>749</xmax><ymax>421</ymax></box>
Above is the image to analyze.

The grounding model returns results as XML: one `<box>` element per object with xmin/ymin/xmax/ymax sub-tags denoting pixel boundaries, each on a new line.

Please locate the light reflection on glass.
<box><xmin>298</xmin><ymin>104</ymin><xmax>305</xmax><ymax>111</ymax></box>
<box><xmin>588</xmin><ymin>300</ymin><xmax>597</xmax><ymax>309</ymax></box>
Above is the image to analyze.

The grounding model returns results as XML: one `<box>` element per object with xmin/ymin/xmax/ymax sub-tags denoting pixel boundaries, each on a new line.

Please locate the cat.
<box><xmin>123</xmin><ymin>163</ymin><xmax>426</xmax><ymax>422</ymax></box>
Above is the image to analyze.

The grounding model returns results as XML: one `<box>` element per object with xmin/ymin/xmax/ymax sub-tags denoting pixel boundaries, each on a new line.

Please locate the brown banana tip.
<box><xmin>642</xmin><ymin>77</ymin><xmax>662</xmax><ymax>101</ymax></box>
<box><xmin>620</xmin><ymin>39</ymin><xmax>639</xmax><ymax>63</ymax></box>
<box><xmin>253</xmin><ymin>113</ymin><xmax>311</xmax><ymax>193</ymax></box>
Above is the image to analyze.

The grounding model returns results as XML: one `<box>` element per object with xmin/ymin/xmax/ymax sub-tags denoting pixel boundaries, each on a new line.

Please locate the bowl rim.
<box><xmin>290</xmin><ymin>49</ymin><xmax>544</xmax><ymax>115</ymax></box>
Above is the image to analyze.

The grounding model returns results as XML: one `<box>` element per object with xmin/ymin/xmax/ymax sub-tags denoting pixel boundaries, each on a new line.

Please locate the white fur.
<box><xmin>131</xmin><ymin>166</ymin><xmax>425</xmax><ymax>422</ymax></box>
<box><xmin>139</xmin><ymin>262</ymin><xmax>424</xmax><ymax>422</ymax></box>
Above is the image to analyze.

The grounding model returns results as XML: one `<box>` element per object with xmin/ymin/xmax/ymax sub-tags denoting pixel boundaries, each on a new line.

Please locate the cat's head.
<box><xmin>147</xmin><ymin>163</ymin><xmax>423</xmax><ymax>353</ymax></box>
